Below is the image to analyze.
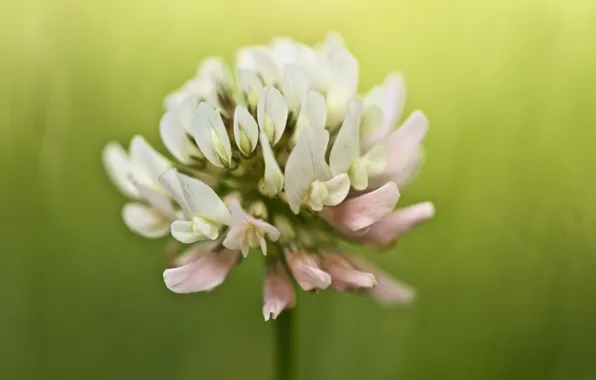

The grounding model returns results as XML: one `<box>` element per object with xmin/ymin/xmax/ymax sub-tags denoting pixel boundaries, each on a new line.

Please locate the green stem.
<box><xmin>275</xmin><ymin>308</ymin><xmax>295</xmax><ymax>380</ymax></box>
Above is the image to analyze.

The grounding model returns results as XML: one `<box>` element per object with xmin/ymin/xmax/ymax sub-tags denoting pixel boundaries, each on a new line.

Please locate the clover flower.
<box><xmin>103</xmin><ymin>33</ymin><xmax>435</xmax><ymax>320</ymax></box>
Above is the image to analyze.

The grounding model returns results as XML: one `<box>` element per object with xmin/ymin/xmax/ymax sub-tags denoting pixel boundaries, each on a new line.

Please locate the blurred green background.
<box><xmin>2</xmin><ymin>0</ymin><xmax>596</xmax><ymax>379</ymax></box>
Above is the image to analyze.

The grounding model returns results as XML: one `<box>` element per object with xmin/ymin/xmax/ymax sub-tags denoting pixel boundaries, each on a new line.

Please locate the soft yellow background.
<box><xmin>2</xmin><ymin>0</ymin><xmax>595</xmax><ymax>379</ymax></box>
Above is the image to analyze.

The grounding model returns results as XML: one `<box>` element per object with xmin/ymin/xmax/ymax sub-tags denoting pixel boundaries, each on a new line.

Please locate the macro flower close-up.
<box><xmin>4</xmin><ymin>1</ymin><xmax>595</xmax><ymax>379</ymax></box>
<box><xmin>102</xmin><ymin>33</ymin><xmax>435</xmax><ymax>320</ymax></box>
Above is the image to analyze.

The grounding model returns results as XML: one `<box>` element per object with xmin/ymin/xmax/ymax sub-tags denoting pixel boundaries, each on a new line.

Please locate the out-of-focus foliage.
<box><xmin>1</xmin><ymin>0</ymin><xmax>595</xmax><ymax>379</ymax></box>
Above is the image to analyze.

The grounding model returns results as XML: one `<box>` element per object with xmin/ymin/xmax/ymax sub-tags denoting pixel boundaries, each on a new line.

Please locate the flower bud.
<box><xmin>284</xmin><ymin>250</ymin><xmax>331</xmax><ymax>291</ymax></box>
<box><xmin>233</xmin><ymin>105</ymin><xmax>259</xmax><ymax>156</ymax></box>
<box><xmin>263</xmin><ymin>262</ymin><xmax>295</xmax><ymax>321</ymax></box>
<box><xmin>249</xmin><ymin>200</ymin><xmax>268</xmax><ymax>219</ymax></box>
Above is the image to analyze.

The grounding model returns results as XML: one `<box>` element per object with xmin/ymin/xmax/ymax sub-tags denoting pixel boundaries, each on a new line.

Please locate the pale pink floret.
<box><xmin>163</xmin><ymin>244</ymin><xmax>239</xmax><ymax>294</ymax></box>
<box><xmin>346</xmin><ymin>256</ymin><xmax>415</xmax><ymax>305</ymax></box>
<box><xmin>359</xmin><ymin>202</ymin><xmax>435</xmax><ymax>247</ymax></box>
<box><xmin>323</xmin><ymin>182</ymin><xmax>400</xmax><ymax>232</ymax></box>
<box><xmin>284</xmin><ymin>250</ymin><xmax>331</xmax><ymax>291</ymax></box>
<box><xmin>374</xmin><ymin>111</ymin><xmax>428</xmax><ymax>187</ymax></box>
<box><xmin>322</xmin><ymin>252</ymin><xmax>377</xmax><ymax>291</ymax></box>
<box><xmin>263</xmin><ymin>262</ymin><xmax>296</xmax><ymax>321</ymax></box>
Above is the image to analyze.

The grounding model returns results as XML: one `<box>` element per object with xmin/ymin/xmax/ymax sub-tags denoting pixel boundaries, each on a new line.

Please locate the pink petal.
<box><xmin>163</xmin><ymin>246</ymin><xmax>238</xmax><ymax>294</ymax></box>
<box><xmin>369</xmin><ymin>273</ymin><xmax>415</xmax><ymax>304</ymax></box>
<box><xmin>376</xmin><ymin>111</ymin><xmax>428</xmax><ymax>186</ymax></box>
<box><xmin>359</xmin><ymin>202</ymin><xmax>435</xmax><ymax>247</ymax></box>
<box><xmin>263</xmin><ymin>262</ymin><xmax>296</xmax><ymax>321</ymax></box>
<box><xmin>346</xmin><ymin>256</ymin><xmax>415</xmax><ymax>305</ymax></box>
<box><xmin>173</xmin><ymin>242</ymin><xmax>215</xmax><ymax>266</ymax></box>
<box><xmin>323</xmin><ymin>182</ymin><xmax>400</xmax><ymax>232</ymax></box>
<box><xmin>323</xmin><ymin>253</ymin><xmax>376</xmax><ymax>291</ymax></box>
<box><xmin>284</xmin><ymin>250</ymin><xmax>331</xmax><ymax>291</ymax></box>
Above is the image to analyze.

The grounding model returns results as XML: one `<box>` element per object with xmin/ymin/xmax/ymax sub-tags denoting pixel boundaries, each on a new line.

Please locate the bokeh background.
<box><xmin>2</xmin><ymin>0</ymin><xmax>596</xmax><ymax>379</ymax></box>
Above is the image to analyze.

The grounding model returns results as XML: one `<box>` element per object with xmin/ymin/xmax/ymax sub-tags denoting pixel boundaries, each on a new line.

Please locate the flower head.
<box><xmin>103</xmin><ymin>33</ymin><xmax>434</xmax><ymax>320</ymax></box>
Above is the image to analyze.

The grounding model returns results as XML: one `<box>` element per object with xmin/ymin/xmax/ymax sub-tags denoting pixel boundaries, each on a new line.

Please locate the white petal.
<box><xmin>236</xmin><ymin>47</ymin><xmax>259</xmax><ymax>70</ymax></box>
<box><xmin>319</xmin><ymin>32</ymin><xmax>345</xmax><ymax>56</ymax></box>
<box><xmin>330</xmin><ymin>99</ymin><xmax>363</xmax><ymax>175</ymax></box>
<box><xmin>251</xmin><ymin>49</ymin><xmax>279</xmax><ymax>85</ymax></box>
<box><xmin>175</xmin><ymin>171</ymin><xmax>230</xmax><ymax>224</ymax></box>
<box><xmin>327</xmin><ymin>49</ymin><xmax>359</xmax><ymax>94</ymax></box>
<box><xmin>237</xmin><ymin>70</ymin><xmax>264</xmax><ymax>108</ymax></box>
<box><xmin>170</xmin><ymin>220</ymin><xmax>204</xmax><ymax>244</ymax></box>
<box><xmin>279</xmin><ymin>64</ymin><xmax>309</xmax><ymax>113</ymax></box>
<box><xmin>233</xmin><ymin>106</ymin><xmax>259</xmax><ymax>155</ymax></box>
<box><xmin>259</xmin><ymin>133</ymin><xmax>284</xmax><ymax>196</ymax></box>
<box><xmin>102</xmin><ymin>143</ymin><xmax>138</xmax><ymax>199</ymax></box>
<box><xmin>257</xmin><ymin>87</ymin><xmax>288</xmax><ymax>144</ymax></box>
<box><xmin>166</xmin><ymin>79</ymin><xmax>213</xmax><ymax>111</ymax></box>
<box><xmin>271</xmin><ymin>38</ymin><xmax>317</xmax><ymax>70</ymax></box>
<box><xmin>177</xmin><ymin>95</ymin><xmax>200</xmax><ymax>133</ymax></box>
<box><xmin>348</xmin><ymin>159</ymin><xmax>368</xmax><ymax>190</ymax></box>
<box><xmin>192</xmin><ymin>102</ymin><xmax>232</xmax><ymax>167</ymax></box>
<box><xmin>159</xmin><ymin>169</ymin><xmax>191</xmax><ymax>217</ymax></box>
<box><xmin>295</xmin><ymin>90</ymin><xmax>327</xmax><ymax>136</ymax></box>
<box><xmin>321</xmin><ymin>173</ymin><xmax>350</xmax><ymax>207</ymax></box>
<box><xmin>129</xmin><ymin>135</ymin><xmax>172</xmax><ymax>185</ymax></box>
<box><xmin>363</xmin><ymin>73</ymin><xmax>405</xmax><ymax>146</ymax></box>
<box><xmin>164</xmin><ymin>80</ymin><xmax>206</xmax><ymax>111</ymax></box>
<box><xmin>361</xmin><ymin>105</ymin><xmax>384</xmax><ymax>146</ymax></box>
<box><xmin>134</xmin><ymin>182</ymin><xmax>176</xmax><ymax>219</ymax></box>
<box><xmin>122</xmin><ymin>203</ymin><xmax>170</xmax><ymax>238</ymax></box>
<box><xmin>284</xmin><ymin>127</ymin><xmax>332</xmax><ymax>214</ymax></box>
<box><xmin>165</xmin><ymin>91</ymin><xmax>185</xmax><ymax>111</ymax></box>
<box><xmin>237</xmin><ymin>47</ymin><xmax>279</xmax><ymax>85</ymax></box>
<box><xmin>191</xmin><ymin>216</ymin><xmax>220</xmax><ymax>240</ymax></box>
<box><xmin>362</xmin><ymin>145</ymin><xmax>389</xmax><ymax>176</ymax></box>
<box><xmin>305</xmin><ymin>173</ymin><xmax>352</xmax><ymax>211</ymax></box>
<box><xmin>270</xmin><ymin>37</ymin><xmax>299</xmax><ymax>67</ymax></box>
<box><xmin>326</xmin><ymin>49</ymin><xmax>359</xmax><ymax>126</ymax></box>
<box><xmin>197</xmin><ymin>58</ymin><xmax>229</xmax><ymax>90</ymax></box>
<box><xmin>306</xmin><ymin>180</ymin><xmax>328</xmax><ymax>211</ymax></box>
<box><xmin>159</xmin><ymin>169</ymin><xmax>230</xmax><ymax>224</ymax></box>
<box><xmin>160</xmin><ymin>110</ymin><xmax>201</xmax><ymax>164</ymax></box>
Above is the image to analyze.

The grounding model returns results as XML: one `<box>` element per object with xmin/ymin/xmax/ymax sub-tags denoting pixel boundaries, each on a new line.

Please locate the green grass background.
<box><xmin>1</xmin><ymin>0</ymin><xmax>595</xmax><ymax>379</ymax></box>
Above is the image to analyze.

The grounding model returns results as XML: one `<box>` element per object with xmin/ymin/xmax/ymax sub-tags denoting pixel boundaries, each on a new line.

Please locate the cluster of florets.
<box><xmin>103</xmin><ymin>33</ymin><xmax>434</xmax><ymax>320</ymax></box>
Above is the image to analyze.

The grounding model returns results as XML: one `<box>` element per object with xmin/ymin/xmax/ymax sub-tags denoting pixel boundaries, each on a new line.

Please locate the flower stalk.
<box><xmin>275</xmin><ymin>308</ymin><xmax>295</xmax><ymax>380</ymax></box>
